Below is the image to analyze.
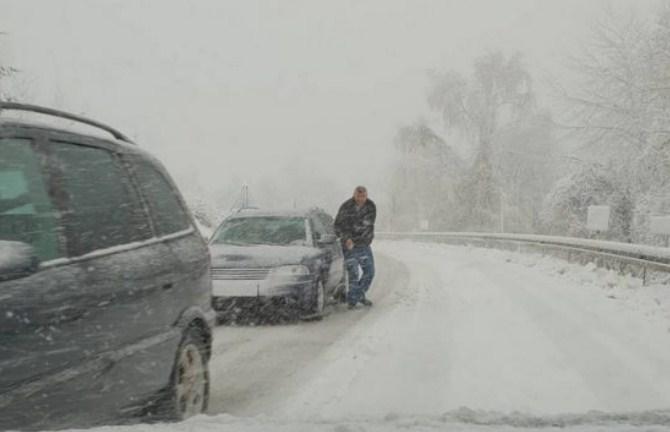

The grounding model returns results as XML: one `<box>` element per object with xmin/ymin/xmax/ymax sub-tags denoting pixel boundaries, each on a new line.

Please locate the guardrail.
<box><xmin>377</xmin><ymin>232</ymin><xmax>670</xmax><ymax>285</ymax></box>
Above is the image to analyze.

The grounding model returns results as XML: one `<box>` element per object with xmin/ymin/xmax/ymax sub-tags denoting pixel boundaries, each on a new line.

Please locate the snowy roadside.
<box><xmin>381</xmin><ymin>239</ymin><xmax>670</xmax><ymax>332</ymax></box>
<box><xmin>452</xmin><ymin>242</ymin><xmax>670</xmax><ymax>331</ymax></box>
<box><xmin>61</xmin><ymin>410</ymin><xmax>670</xmax><ymax>432</ymax></box>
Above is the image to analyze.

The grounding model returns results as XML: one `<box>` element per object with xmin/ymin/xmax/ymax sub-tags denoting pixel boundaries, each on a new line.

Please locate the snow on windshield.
<box><xmin>211</xmin><ymin>217</ymin><xmax>308</xmax><ymax>247</ymax></box>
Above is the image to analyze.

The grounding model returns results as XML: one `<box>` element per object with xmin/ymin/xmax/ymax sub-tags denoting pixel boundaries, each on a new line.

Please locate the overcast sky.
<box><xmin>0</xmin><ymin>0</ymin><xmax>660</xmax><ymax>213</ymax></box>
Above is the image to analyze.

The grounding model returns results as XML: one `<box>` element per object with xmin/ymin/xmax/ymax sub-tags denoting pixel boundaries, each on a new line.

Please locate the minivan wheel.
<box><xmin>164</xmin><ymin>327</ymin><xmax>210</xmax><ymax>420</ymax></box>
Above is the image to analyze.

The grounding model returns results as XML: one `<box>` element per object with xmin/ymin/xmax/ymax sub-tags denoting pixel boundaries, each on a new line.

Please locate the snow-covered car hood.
<box><xmin>209</xmin><ymin>244</ymin><xmax>321</xmax><ymax>268</ymax></box>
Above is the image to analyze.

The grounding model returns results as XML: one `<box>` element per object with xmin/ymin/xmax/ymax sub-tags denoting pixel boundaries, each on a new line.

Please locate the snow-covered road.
<box><xmin>204</xmin><ymin>240</ymin><xmax>670</xmax><ymax>426</ymax></box>
<box><xmin>62</xmin><ymin>240</ymin><xmax>670</xmax><ymax>431</ymax></box>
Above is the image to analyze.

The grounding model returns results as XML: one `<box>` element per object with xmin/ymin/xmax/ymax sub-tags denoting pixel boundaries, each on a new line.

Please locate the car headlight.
<box><xmin>270</xmin><ymin>265</ymin><xmax>310</xmax><ymax>277</ymax></box>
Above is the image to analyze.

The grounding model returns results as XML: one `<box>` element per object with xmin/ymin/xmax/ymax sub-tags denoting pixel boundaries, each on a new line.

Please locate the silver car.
<box><xmin>209</xmin><ymin>208</ymin><xmax>348</xmax><ymax>319</ymax></box>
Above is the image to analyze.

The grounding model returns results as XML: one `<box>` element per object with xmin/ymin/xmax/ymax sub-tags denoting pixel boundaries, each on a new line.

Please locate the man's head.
<box><xmin>353</xmin><ymin>186</ymin><xmax>368</xmax><ymax>207</ymax></box>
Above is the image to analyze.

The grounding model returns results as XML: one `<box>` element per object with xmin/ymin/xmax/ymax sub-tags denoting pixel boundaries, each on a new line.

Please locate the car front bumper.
<box><xmin>212</xmin><ymin>276</ymin><xmax>312</xmax><ymax>299</ymax></box>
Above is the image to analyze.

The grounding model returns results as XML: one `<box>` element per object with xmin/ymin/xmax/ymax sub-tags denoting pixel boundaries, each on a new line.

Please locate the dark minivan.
<box><xmin>0</xmin><ymin>103</ymin><xmax>215</xmax><ymax>430</ymax></box>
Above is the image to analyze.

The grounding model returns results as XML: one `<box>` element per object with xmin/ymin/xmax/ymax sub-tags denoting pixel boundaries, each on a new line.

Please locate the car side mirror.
<box><xmin>317</xmin><ymin>233</ymin><xmax>337</xmax><ymax>245</ymax></box>
<box><xmin>0</xmin><ymin>241</ymin><xmax>39</xmax><ymax>282</ymax></box>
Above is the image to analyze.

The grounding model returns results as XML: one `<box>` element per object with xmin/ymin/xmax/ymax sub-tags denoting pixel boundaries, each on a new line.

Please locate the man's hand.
<box><xmin>345</xmin><ymin>239</ymin><xmax>354</xmax><ymax>250</ymax></box>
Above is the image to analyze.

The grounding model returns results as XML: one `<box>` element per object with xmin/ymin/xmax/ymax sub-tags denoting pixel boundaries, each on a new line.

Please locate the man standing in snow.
<box><xmin>334</xmin><ymin>186</ymin><xmax>376</xmax><ymax>309</ymax></box>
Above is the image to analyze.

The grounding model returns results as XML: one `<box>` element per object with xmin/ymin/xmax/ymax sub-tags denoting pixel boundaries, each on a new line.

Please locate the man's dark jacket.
<box><xmin>334</xmin><ymin>198</ymin><xmax>376</xmax><ymax>247</ymax></box>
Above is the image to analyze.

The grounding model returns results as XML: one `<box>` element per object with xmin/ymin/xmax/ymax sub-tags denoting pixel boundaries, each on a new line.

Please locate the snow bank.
<box><xmin>477</xmin><ymin>244</ymin><xmax>670</xmax><ymax>327</ymax></box>
<box><xmin>60</xmin><ymin>409</ymin><xmax>670</xmax><ymax>432</ymax></box>
<box><xmin>393</xmin><ymin>239</ymin><xmax>670</xmax><ymax>329</ymax></box>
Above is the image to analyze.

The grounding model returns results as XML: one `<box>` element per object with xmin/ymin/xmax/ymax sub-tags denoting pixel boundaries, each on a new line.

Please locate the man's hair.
<box><xmin>353</xmin><ymin>185</ymin><xmax>367</xmax><ymax>195</ymax></box>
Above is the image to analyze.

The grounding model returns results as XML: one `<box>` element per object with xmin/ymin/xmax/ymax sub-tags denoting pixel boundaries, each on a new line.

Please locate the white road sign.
<box><xmin>587</xmin><ymin>205</ymin><xmax>610</xmax><ymax>232</ymax></box>
<box><xmin>650</xmin><ymin>216</ymin><xmax>670</xmax><ymax>235</ymax></box>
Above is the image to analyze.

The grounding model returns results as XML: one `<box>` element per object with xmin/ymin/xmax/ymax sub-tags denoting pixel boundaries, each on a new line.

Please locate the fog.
<box><xmin>0</xmin><ymin>0</ymin><xmax>660</xmax><ymax>220</ymax></box>
<box><xmin>4</xmin><ymin>3</ymin><xmax>670</xmax><ymax>430</ymax></box>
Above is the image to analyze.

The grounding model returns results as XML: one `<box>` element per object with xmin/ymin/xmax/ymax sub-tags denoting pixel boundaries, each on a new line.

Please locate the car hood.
<box><xmin>209</xmin><ymin>244</ymin><xmax>321</xmax><ymax>268</ymax></box>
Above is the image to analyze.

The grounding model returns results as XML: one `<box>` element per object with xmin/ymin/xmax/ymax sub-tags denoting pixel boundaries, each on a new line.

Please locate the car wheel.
<box><xmin>302</xmin><ymin>279</ymin><xmax>325</xmax><ymax>319</ymax></box>
<box><xmin>162</xmin><ymin>327</ymin><xmax>210</xmax><ymax>420</ymax></box>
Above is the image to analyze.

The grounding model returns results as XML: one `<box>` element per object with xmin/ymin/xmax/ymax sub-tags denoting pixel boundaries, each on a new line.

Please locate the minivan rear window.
<box><xmin>131</xmin><ymin>161</ymin><xmax>191</xmax><ymax>236</ymax></box>
<box><xmin>49</xmin><ymin>142</ymin><xmax>152</xmax><ymax>256</ymax></box>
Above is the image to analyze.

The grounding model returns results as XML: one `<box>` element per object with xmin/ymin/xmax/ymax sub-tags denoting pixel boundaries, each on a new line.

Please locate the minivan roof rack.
<box><xmin>0</xmin><ymin>102</ymin><xmax>134</xmax><ymax>144</ymax></box>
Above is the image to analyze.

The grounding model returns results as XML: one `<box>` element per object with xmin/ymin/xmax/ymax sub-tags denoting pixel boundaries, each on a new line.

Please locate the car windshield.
<box><xmin>211</xmin><ymin>217</ymin><xmax>308</xmax><ymax>246</ymax></box>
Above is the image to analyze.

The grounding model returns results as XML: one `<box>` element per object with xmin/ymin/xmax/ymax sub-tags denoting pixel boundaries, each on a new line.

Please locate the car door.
<box><xmin>42</xmin><ymin>138</ymin><xmax>181</xmax><ymax>419</ymax></box>
<box><xmin>310</xmin><ymin>211</ymin><xmax>344</xmax><ymax>293</ymax></box>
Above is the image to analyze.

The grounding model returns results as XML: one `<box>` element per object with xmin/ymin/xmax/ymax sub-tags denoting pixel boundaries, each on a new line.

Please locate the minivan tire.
<box><xmin>158</xmin><ymin>326</ymin><xmax>210</xmax><ymax>420</ymax></box>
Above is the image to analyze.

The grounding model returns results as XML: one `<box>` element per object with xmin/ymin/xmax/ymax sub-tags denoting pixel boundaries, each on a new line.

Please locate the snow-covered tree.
<box><xmin>388</xmin><ymin>122</ymin><xmax>462</xmax><ymax>231</ymax></box>
<box><xmin>541</xmin><ymin>163</ymin><xmax>633</xmax><ymax>241</ymax></box>
<box><xmin>630</xmin><ymin>139</ymin><xmax>670</xmax><ymax>245</ymax></box>
<box><xmin>426</xmin><ymin>52</ymin><xmax>551</xmax><ymax>232</ymax></box>
<box><xmin>427</xmin><ymin>52</ymin><xmax>534</xmax><ymax>158</ymax></box>
<box><xmin>555</xmin><ymin>5</ymin><xmax>670</xmax><ymax>244</ymax></box>
<box><xmin>453</xmin><ymin>151</ymin><xmax>499</xmax><ymax>231</ymax></box>
<box><xmin>494</xmin><ymin>111</ymin><xmax>558</xmax><ymax>232</ymax></box>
